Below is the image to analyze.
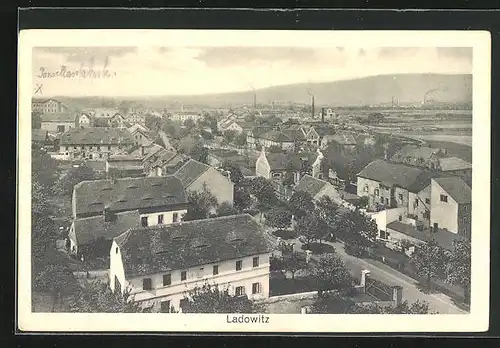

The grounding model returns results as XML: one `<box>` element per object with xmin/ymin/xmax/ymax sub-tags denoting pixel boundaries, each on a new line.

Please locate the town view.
<box><xmin>31</xmin><ymin>46</ymin><xmax>472</xmax><ymax>315</ymax></box>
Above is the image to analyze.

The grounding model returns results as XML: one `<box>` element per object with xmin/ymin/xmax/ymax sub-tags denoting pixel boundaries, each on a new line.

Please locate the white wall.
<box><xmin>114</xmin><ymin>252</ymin><xmax>270</xmax><ymax>312</ymax></box>
<box><xmin>109</xmin><ymin>240</ymin><xmax>126</xmax><ymax>294</ymax></box>
<box><xmin>408</xmin><ymin>185</ymin><xmax>431</xmax><ymax>227</ymax></box>
<box><xmin>188</xmin><ymin>168</ymin><xmax>234</xmax><ymax>207</ymax></box>
<box><xmin>140</xmin><ymin>209</ymin><xmax>188</xmax><ymax>227</ymax></box>
<box><xmin>41</xmin><ymin>121</ymin><xmax>75</xmax><ymax>133</ymax></box>
<box><xmin>430</xmin><ymin>180</ymin><xmax>459</xmax><ymax>233</ymax></box>
<box><xmin>367</xmin><ymin>207</ymin><xmax>407</xmax><ymax>238</ymax></box>
<box><xmin>255</xmin><ymin>152</ymin><xmax>271</xmax><ymax>179</ymax></box>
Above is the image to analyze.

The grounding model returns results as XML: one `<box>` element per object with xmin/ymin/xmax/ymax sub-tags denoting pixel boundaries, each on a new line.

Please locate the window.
<box><xmin>414</xmin><ymin>199</ymin><xmax>419</xmax><ymax>207</ymax></box>
<box><xmin>179</xmin><ymin>298</ymin><xmax>189</xmax><ymax>311</ymax></box>
<box><xmin>272</xmin><ymin>172</ymin><xmax>281</xmax><ymax>179</ymax></box>
<box><xmin>89</xmin><ymin>154</ymin><xmax>93</xmax><ymax>159</ymax></box>
<box><xmin>181</xmin><ymin>271</ymin><xmax>187</xmax><ymax>281</ymax></box>
<box><xmin>385</xmin><ymin>198</ymin><xmax>389</xmax><ymax>205</ymax></box>
<box><xmin>423</xmin><ymin>211</ymin><xmax>430</xmax><ymax>219</ymax></box>
<box><xmin>398</xmin><ymin>215</ymin><xmax>402</xmax><ymax>221</ymax></box>
<box><xmin>158</xmin><ymin>214</ymin><xmax>164</xmax><ymax>225</ymax></box>
<box><xmin>163</xmin><ymin>274</ymin><xmax>171</xmax><ymax>286</ymax></box>
<box><xmin>97</xmin><ymin>146</ymin><xmax>100</xmax><ymax>151</ymax></box>
<box><xmin>160</xmin><ymin>300</ymin><xmax>170</xmax><ymax>313</ymax></box>
<box><xmin>99</xmin><ymin>153</ymin><xmax>103</xmax><ymax>159</ymax></box>
<box><xmin>115</xmin><ymin>247</ymin><xmax>119</xmax><ymax>254</ymax></box>
<box><xmin>425</xmin><ymin>198</ymin><xmax>430</xmax><ymax>204</ymax></box>
<box><xmin>399</xmin><ymin>194</ymin><xmax>403</xmax><ymax>201</ymax></box>
<box><xmin>236</xmin><ymin>260</ymin><xmax>242</xmax><ymax>271</ymax></box>
<box><xmin>73</xmin><ymin>146</ymin><xmax>77</xmax><ymax>149</ymax></box>
<box><xmin>380</xmin><ymin>197</ymin><xmax>384</xmax><ymax>204</ymax></box>
<box><xmin>108</xmin><ymin>145</ymin><xmax>111</xmax><ymax>150</ymax></box>
<box><xmin>440</xmin><ymin>194</ymin><xmax>448</xmax><ymax>203</ymax></box>
<box><xmin>197</xmin><ymin>267</ymin><xmax>204</xmax><ymax>278</ymax></box>
<box><xmin>90</xmin><ymin>146</ymin><xmax>93</xmax><ymax>150</ymax></box>
<box><xmin>143</xmin><ymin>278</ymin><xmax>152</xmax><ymax>291</ymax></box>
<box><xmin>379</xmin><ymin>230</ymin><xmax>387</xmax><ymax>239</ymax></box>
<box><xmin>235</xmin><ymin>286</ymin><xmax>246</xmax><ymax>296</ymax></box>
<box><xmin>213</xmin><ymin>265</ymin><xmax>219</xmax><ymax>275</ymax></box>
<box><xmin>374</xmin><ymin>188</ymin><xmax>379</xmax><ymax>196</ymax></box>
<box><xmin>252</xmin><ymin>283</ymin><xmax>261</xmax><ymax>294</ymax></box>
<box><xmin>172</xmin><ymin>213</ymin><xmax>179</xmax><ymax>223</ymax></box>
<box><xmin>141</xmin><ymin>216</ymin><xmax>148</xmax><ymax>227</ymax></box>
<box><xmin>253</xmin><ymin>257</ymin><xmax>259</xmax><ymax>268</ymax></box>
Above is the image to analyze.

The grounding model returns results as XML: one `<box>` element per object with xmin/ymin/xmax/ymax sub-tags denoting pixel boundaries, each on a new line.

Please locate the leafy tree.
<box><xmin>32</xmin><ymin>147</ymin><xmax>58</xmax><ymax>188</ymax></box>
<box><xmin>234</xmin><ymin>187</ymin><xmax>253</xmax><ymax>212</ymax></box>
<box><xmin>33</xmin><ymin>263</ymin><xmax>80</xmax><ymax>311</ymax></box>
<box><xmin>32</xmin><ymin>179</ymin><xmax>50</xmax><ymax>215</ymax></box>
<box><xmin>340</xmin><ymin>209</ymin><xmax>378</xmax><ymax>256</ymax></box>
<box><xmin>311</xmin><ymin>253</ymin><xmax>353</xmax><ymax>297</ymax></box>
<box><xmin>162</xmin><ymin>120</ymin><xmax>181</xmax><ymax>139</ymax></box>
<box><xmin>267</xmin><ymin>145</ymin><xmax>283</xmax><ymax>153</ymax></box>
<box><xmin>189</xmin><ymin>143</ymin><xmax>208</xmax><ymax>164</ymax></box>
<box><xmin>244</xmin><ymin>113</ymin><xmax>257</xmax><ymax>122</ymax></box>
<box><xmin>52</xmin><ymin>162</ymin><xmax>98</xmax><ymax>196</ymax></box>
<box><xmin>270</xmin><ymin>255</ymin><xmax>285</xmax><ymax>273</ymax></box>
<box><xmin>410</xmin><ymin>240</ymin><xmax>446</xmax><ymax>291</ymax></box>
<box><xmin>67</xmin><ymin>280</ymin><xmax>142</xmax><ymax>313</ymax></box>
<box><xmin>182</xmin><ymin>283</ymin><xmax>254</xmax><ymax>313</ymax></box>
<box><xmin>222</xmin><ymin>130</ymin><xmax>238</xmax><ymax>145</ymax></box>
<box><xmin>183</xmin><ymin>118</ymin><xmax>196</xmax><ymax>132</ymax></box>
<box><xmin>145</xmin><ymin>114</ymin><xmax>162</xmax><ymax>132</ymax></box>
<box><xmin>220</xmin><ymin>161</ymin><xmax>244</xmax><ymax>184</ymax></box>
<box><xmin>31</xmin><ymin>212</ymin><xmax>57</xmax><ymax>262</ymax></box>
<box><xmin>32</xmin><ymin>111</ymin><xmax>42</xmax><ymax>129</ymax></box>
<box><xmin>282</xmin><ymin>172</ymin><xmax>296</xmax><ymax>188</ymax></box>
<box><xmin>283</xmin><ymin>252</ymin><xmax>307</xmax><ymax>280</ymax></box>
<box><xmin>288</xmin><ymin>190</ymin><xmax>315</xmax><ymax>221</ymax></box>
<box><xmin>296</xmin><ymin>211</ymin><xmax>329</xmax><ymax>248</ymax></box>
<box><xmin>265</xmin><ymin>207</ymin><xmax>292</xmax><ymax>229</ymax></box>
<box><xmin>357</xmin><ymin>196</ymin><xmax>369</xmax><ymax>209</ymax></box>
<box><xmin>250</xmin><ymin>177</ymin><xmax>278</xmax><ymax>220</ymax></box>
<box><xmin>183</xmin><ymin>186</ymin><xmax>219</xmax><ymax>221</ymax></box>
<box><xmin>234</xmin><ymin>132</ymin><xmax>248</xmax><ymax>148</ymax></box>
<box><xmin>444</xmin><ymin>239</ymin><xmax>471</xmax><ymax>303</ymax></box>
<box><xmin>216</xmin><ymin>202</ymin><xmax>239</xmax><ymax>217</ymax></box>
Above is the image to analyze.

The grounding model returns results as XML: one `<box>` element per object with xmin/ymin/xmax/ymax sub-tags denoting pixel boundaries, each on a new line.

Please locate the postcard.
<box><xmin>17</xmin><ymin>29</ymin><xmax>491</xmax><ymax>333</ymax></box>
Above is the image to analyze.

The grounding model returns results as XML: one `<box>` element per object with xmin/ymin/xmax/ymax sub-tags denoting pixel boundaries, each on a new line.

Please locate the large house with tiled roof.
<box><xmin>321</xmin><ymin>131</ymin><xmax>357</xmax><ymax>155</ymax></box>
<box><xmin>40</xmin><ymin>112</ymin><xmax>78</xmax><ymax>133</ymax></box>
<box><xmin>174</xmin><ymin>159</ymin><xmax>234</xmax><ymax>209</ymax></box>
<box><xmin>109</xmin><ymin>214</ymin><xmax>272</xmax><ymax>312</ymax></box>
<box><xmin>32</xmin><ymin>98</ymin><xmax>69</xmax><ymax>114</ymax></box>
<box><xmin>258</xmin><ymin>130</ymin><xmax>295</xmax><ymax>151</ymax></box>
<box><xmin>293</xmin><ymin>174</ymin><xmax>342</xmax><ymax>204</ymax></box>
<box><xmin>68</xmin><ymin>176</ymin><xmax>189</xmax><ymax>258</ymax></box>
<box><xmin>58</xmin><ymin>127</ymin><xmax>135</xmax><ymax>160</ymax></box>
<box><xmin>306</xmin><ymin>125</ymin><xmax>335</xmax><ymax>147</ymax></box>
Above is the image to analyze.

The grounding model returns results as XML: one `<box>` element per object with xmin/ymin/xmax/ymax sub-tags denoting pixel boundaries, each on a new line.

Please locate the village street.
<box><xmin>289</xmin><ymin>237</ymin><xmax>466</xmax><ymax>314</ymax></box>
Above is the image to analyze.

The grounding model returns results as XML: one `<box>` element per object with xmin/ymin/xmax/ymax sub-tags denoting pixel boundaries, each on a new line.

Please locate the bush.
<box><xmin>272</xmin><ymin>229</ymin><xmax>297</xmax><ymax>240</ymax></box>
<box><xmin>301</xmin><ymin>242</ymin><xmax>336</xmax><ymax>255</ymax></box>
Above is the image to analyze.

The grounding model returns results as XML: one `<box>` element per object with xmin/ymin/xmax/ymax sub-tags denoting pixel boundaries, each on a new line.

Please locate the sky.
<box><xmin>32</xmin><ymin>46</ymin><xmax>472</xmax><ymax>97</ymax></box>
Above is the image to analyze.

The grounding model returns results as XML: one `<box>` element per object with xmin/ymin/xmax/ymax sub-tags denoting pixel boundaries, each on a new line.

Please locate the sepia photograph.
<box><xmin>17</xmin><ymin>30</ymin><xmax>490</xmax><ymax>333</ymax></box>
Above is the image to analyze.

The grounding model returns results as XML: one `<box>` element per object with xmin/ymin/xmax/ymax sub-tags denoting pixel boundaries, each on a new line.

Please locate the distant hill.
<box><xmin>51</xmin><ymin>73</ymin><xmax>472</xmax><ymax>108</ymax></box>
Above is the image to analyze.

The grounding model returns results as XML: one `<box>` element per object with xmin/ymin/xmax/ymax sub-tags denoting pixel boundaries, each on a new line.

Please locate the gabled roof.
<box><xmin>60</xmin><ymin>127</ymin><xmax>134</xmax><ymax>145</ymax></box>
<box><xmin>93</xmin><ymin>117</ymin><xmax>110</xmax><ymax>127</ymax></box>
<box><xmin>438</xmin><ymin>157</ymin><xmax>472</xmax><ymax>172</ymax></box>
<box><xmin>32</xmin><ymin>129</ymin><xmax>49</xmax><ymax>142</ymax></box>
<box><xmin>260</xmin><ymin>130</ymin><xmax>293</xmax><ymax>143</ymax></box>
<box><xmin>73</xmin><ymin>176</ymin><xmax>188</xmax><ymax>216</ymax></box>
<box><xmin>391</xmin><ymin>145</ymin><xmax>444</xmax><ymax>164</ymax></box>
<box><xmin>357</xmin><ymin>160</ymin><xmax>444</xmax><ymax>192</ymax></box>
<box><xmin>71</xmin><ymin>210</ymin><xmax>141</xmax><ymax>245</ymax></box>
<box><xmin>142</xmin><ymin>144</ymin><xmax>165</xmax><ymax>162</ymax></box>
<box><xmin>432</xmin><ymin>176</ymin><xmax>471</xmax><ymax>204</ymax></box>
<box><xmin>93</xmin><ymin>108</ymin><xmax>121</xmax><ymax>118</ymax></box>
<box><xmin>310</xmin><ymin>126</ymin><xmax>335</xmax><ymax>138</ymax></box>
<box><xmin>264</xmin><ymin>153</ymin><xmax>304</xmax><ymax>171</ymax></box>
<box><xmin>41</xmin><ymin>112</ymin><xmax>76</xmax><ymax>123</ymax></box>
<box><xmin>114</xmin><ymin>214</ymin><xmax>271</xmax><ymax>278</ymax></box>
<box><xmin>174</xmin><ymin>159</ymin><xmax>211</xmax><ymax>187</ymax></box>
<box><xmin>150</xmin><ymin>151</ymin><xmax>182</xmax><ymax>168</ymax></box>
<box><xmin>330</xmin><ymin>131</ymin><xmax>357</xmax><ymax>145</ymax></box>
<box><xmin>281</xmin><ymin>128</ymin><xmax>306</xmax><ymax>141</ymax></box>
<box><xmin>249</xmin><ymin>126</ymin><xmax>273</xmax><ymax>137</ymax></box>
<box><xmin>294</xmin><ymin>175</ymin><xmax>331</xmax><ymax>197</ymax></box>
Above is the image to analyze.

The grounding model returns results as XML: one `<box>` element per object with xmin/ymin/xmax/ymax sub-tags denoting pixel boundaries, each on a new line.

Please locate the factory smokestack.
<box><xmin>321</xmin><ymin>107</ymin><xmax>325</xmax><ymax>123</ymax></box>
<box><xmin>311</xmin><ymin>95</ymin><xmax>315</xmax><ymax>119</ymax></box>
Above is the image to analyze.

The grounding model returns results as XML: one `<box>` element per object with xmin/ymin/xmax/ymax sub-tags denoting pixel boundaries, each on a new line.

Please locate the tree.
<box><xmin>244</xmin><ymin>113</ymin><xmax>256</xmax><ymax>122</ymax></box>
<box><xmin>182</xmin><ymin>283</ymin><xmax>254</xmax><ymax>313</ymax></box>
<box><xmin>32</xmin><ymin>111</ymin><xmax>42</xmax><ymax>129</ymax></box>
<box><xmin>220</xmin><ymin>161</ymin><xmax>244</xmax><ymax>184</ymax></box>
<box><xmin>234</xmin><ymin>132</ymin><xmax>248</xmax><ymax>148</ymax></box>
<box><xmin>33</xmin><ymin>263</ymin><xmax>80</xmax><ymax>311</ymax></box>
<box><xmin>234</xmin><ymin>187</ymin><xmax>252</xmax><ymax>212</ymax></box>
<box><xmin>52</xmin><ymin>162</ymin><xmax>98</xmax><ymax>196</ymax></box>
<box><xmin>32</xmin><ymin>212</ymin><xmax>57</xmax><ymax>262</ymax></box>
<box><xmin>32</xmin><ymin>179</ymin><xmax>50</xmax><ymax>215</ymax></box>
<box><xmin>216</xmin><ymin>202</ymin><xmax>238</xmax><ymax>217</ymax></box>
<box><xmin>267</xmin><ymin>145</ymin><xmax>283</xmax><ymax>153</ymax></box>
<box><xmin>145</xmin><ymin>114</ymin><xmax>162</xmax><ymax>132</ymax></box>
<box><xmin>357</xmin><ymin>196</ymin><xmax>369</xmax><ymax>209</ymax></box>
<box><xmin>250</xmin><ymin>177</ymin><xmax>278</xmax><ymax>220</ymax></box>
<box><xmin>162</xmin><ymin>120</ymin><xmax>181</xmax><ymax>139</ymax></box>
<box><xmin>444</xmin><ymin>239</ymin><xmax>471</xmax><ymax>303</ymax></box>
<box><xmin>265</xmin><ymin>207</ymin><xmax>292</xmax><ymax>229</ymax></box>
<box><xmin>222</xmin><ymin>130</ymin><xmax>238</xmax><ymax>145</ymax></box>
<box><xmin>311</xmin><ymin>253</ymin><xmax>353</xmax><ymax>297</ymax></box>
<box><xmin>183</xmin><ymin>118</ymin><xmax>196</xmax><ymax>132</ymax></box>
<box><xmin>288</xmin><ymin>190</ymin><xmax>315</xmax><ymax>221</ymax></box>
<box><xmin>183</xmin><ymin>186</ymin><xmax>219</xmax><ymax>221</ymax></box>
<box><xmin>410</xmin><ymin>240</ymin><xmax>446</xmax><ymax>291</ymax></box>
<box><xmin>32</xmin><ymin>147</ymin><xmax>58</xmax><ymax>188</ymax></box>
<box><xmin>296</xmin><ymin>211</ymin><xmax>329</xmax><ymax>248</ymax></box>
<box><xmin>340</xmin><ymin>209</ymin><xmax>378</xmax><ymax>256</ymax></box>
<box><xmin>67</xmin><ymin>280</ymin><xmax>142</xmax><ymax>313</ymax></box>
<box><xmin>283</xmin><ymin>252</ymin><xmax>307</xmax><ymax>280</ymax></box>
<box><xmin>189</xmin><ymin>143</ymin><xmax>208</xmax><ymax>164</ymax></box>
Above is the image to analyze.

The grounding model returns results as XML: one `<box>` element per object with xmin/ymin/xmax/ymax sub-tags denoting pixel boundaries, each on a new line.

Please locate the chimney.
<box><xmin>321</xmin><ymin>107</ymin><xmax>325</xmax><ymax>123</ymax></box>
<box><xmin>311</xmin><ymin>95</ymin><xmax>315</xmax><ymax>119</ymax></box>
<box><xmin>392</xmin><ymin>286</ymin><xmax>403</xmax><ymax>306</ymax></box>
<box><xmin>253</xmin><ymin>91</ymin><xmax>257</xmax><ymax>109</ymax></box>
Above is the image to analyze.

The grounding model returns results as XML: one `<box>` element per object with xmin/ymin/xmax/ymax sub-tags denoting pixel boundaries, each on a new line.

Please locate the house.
<box><xmin>280</xmin><ymin>126</ymin><xmax>307</xmax><ymax>149</ymax></box>
<box><xmin>246</xmin><ymin>126</ymin><xmax>274</xmax><ymax>150</ymax></box>
<box><xmin>153</xmin><ymin>131</ymin><xmax>176</xmax><ymax>152</ymax></box>
<box><xmin>40</xmin><ymin>112</ymin><xmax>77</xmax><ymax>133</ymax></box>
<box><xmin>69</xmin><ymin>175</ymin><xmax>189</xmax><ymax>256</ymax></box>
<box><xmin>437</xmin><ymin>157</ymin><xmax>472</xmax><ymax>183</ymax></box>
<box><xmin>207</xmin><ymin>149</ymin><xmax>254</xmax><ymax>176</ymax></box>
<box><xmin>430</xmin><ymin>176</ymin><xmax>471</xmax><ymax>238</ymax></box>
<box><xmin>109</xmin><ymin>214</ymin><xmax>271</xmax><ymax>312</ymax></box>
<box><xmin>32</xmin><ymin>98</ymin><xmax>69</xmax><ymax>113</ymax></box>
<box><xmin>77</xmin><ymin>113</ymin><xmax>92</xmax><ymax>129</ymax></box>
<box><xmin>255</xmin><ymin>148</ymin><xmax>315</xmax><ymax>185</ymax></box>
<box><xmin>127</xmin><ymin>113</ymin><xmax>147</xmax><ymax>125</ymax></box>
<box><xmin>390</xmin><ymin>145</ymin><xmax>446</xmax><ymax>170</ymax></box>
<box><xmin>320</xmin><ymin>107</ymin><xmax>337</xmax><ymax>121</ymax></box>
<box><xmin>106</xmin><ymin>155</ymin><xmax>145</xmax><ymax>179</ymax></box>
<box><xmin>32</xmin><ymin>129</ymin><xmax>50</xmax><ymax>147</ymax></box>
<box><xmin>129</xmin><ymin>127</ymin><xmax>152</xmax><ymax>146</ymax></box>
<box><xmin>127</xmin><ymin>123</ymin><xmax>149</xmax><ymax>134</ymax></box>
<box><xmin>219</xmin><ymin>119</ymin><xmax>248</xmax><ymax>134</ymax></box>
<box><xmin>356</xmin><ymin>159</ymin><xmax>446</xmax><ymax>212</ymax></box>
<box><xmin>174</xmin><ymin>159</ymin><xmax>235</xmax><ymax>208</ymax></box>
<box><xmin>58</xmin><ymin>127</ymin><xmax>135</xmax><ymax>161</ymax></box>
<box><xmin>293</xmin><ymin>175</ymin><xmax>342</xmax><ymax>204</ymax></box>
<box><xmin>171</xmin><ymin>111</ymin><xmax>203</xmax><ymax>123</ymax></box>
<box><xmin>259</xmin><ymin>130</ymin><xmax>295</xmax><ymax>151</ymax></box>
<box><xmin>321</xmin><ymin>131</ymin><xmax>357</xmax><ymax>155</ymax></box>
<box><xmin>306</xmin><ymin>125</ymin><xmax>335</xmax><ymax>147</ymax></box>
<box><xmin>93</xmin><ymin>108</ymin><xmax>121</xmax><ymax>118</ymax></box>
<box><xmin>149</xmin><ymin>151</ymin><xmax>188</xmax><ymax>177</ymax></box>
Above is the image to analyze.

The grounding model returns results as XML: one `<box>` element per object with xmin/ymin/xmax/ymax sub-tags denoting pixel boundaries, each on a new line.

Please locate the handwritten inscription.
<box><xmin>37</xmin><ymin>61</ymin><xmax>117</xmax><ymax>80</ymax></box>
<box><xmin>34</xmin><ymin>84</ymin><xmax>43</xmax><ymax>95</ymax></box>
